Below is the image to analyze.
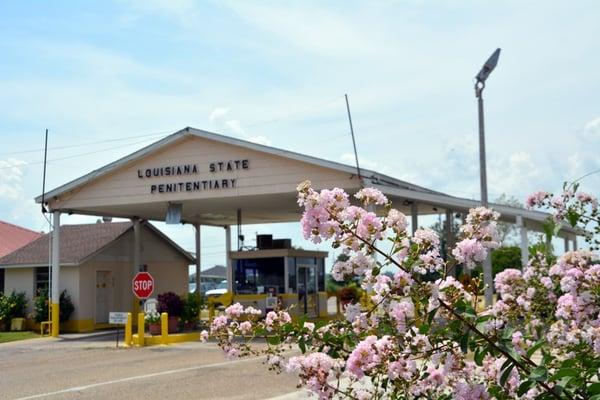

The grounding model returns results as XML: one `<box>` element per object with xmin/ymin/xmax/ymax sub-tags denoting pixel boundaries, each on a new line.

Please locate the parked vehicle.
<box><xmin>189</xmin><ymin>282</ymin><xmax>218</xmax><ymax>294</ymax></box>
<box><xmin>205</xmin><ymin>280</ymin><xmax>228</xmax><ymax>297</ymax></box>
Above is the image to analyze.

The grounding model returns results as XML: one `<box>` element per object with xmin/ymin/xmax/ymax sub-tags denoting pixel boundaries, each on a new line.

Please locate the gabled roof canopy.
<box><xmin>35</xmin><ymin>127</ymin><xmax>576</xmax><ymax>237</ymax></box>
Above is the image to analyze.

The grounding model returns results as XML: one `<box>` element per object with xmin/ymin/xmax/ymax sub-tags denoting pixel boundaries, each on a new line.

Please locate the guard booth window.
<box><xmin>35</xmin><ymin>267</ymin><xmax>49</xmax><ymax>295</ymax></box>
<box><xmin>287</xmin><ymin>257</ymin><xmax>296</xmax><ymax>292</ymax></box>
<box><xmin>235</xmin><ymin>258</ymin><xmax>285</xmax><ymax>294</ymax></box>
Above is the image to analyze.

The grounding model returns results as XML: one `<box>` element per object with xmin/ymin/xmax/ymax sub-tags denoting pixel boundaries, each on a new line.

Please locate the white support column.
<box><xmin>411</xmin><ymin>202</ymin><xmax>418</xmax><ymax>236</ymax></box>
<box><xmin>51</xmin><ymin>211</ymin><xmax>60</xmax><ymax>337</ymax></box>
<box><xmin>133</xmin><ymin>218</ymin><xmax>141</xmax><ymax>274</ymax></box>
<box><xmin>563</xmin><ymin>237</ymin><xmax>569</xmax><ymax>253</ymax></box>
<box><xmin>225</xmin><ymin>226</ymin><xmax>233</xmax><ymax>293</ymax></box>
<box><xmin>516</xmin><ymin>215</ymin><xmax>529</xmax><ymax>268</ymax></box>
<box><xmin>195</xmin><ymin>224</ymin><xmax>201</xmax><ymax>295</ymax></box>
<box><xmin>573</xmin><ymin>236</ymin><xmax>578</xmax><ymax>251</ymax></box>
<box><xmin>132</xmin><ymin>218</ymin><xmax>141</xmax><ymax>316</ymax></box>
<box><xmin>444</xmin><ymin>210</ymin><xmax>453</xmax><ymax>260</ymax></box>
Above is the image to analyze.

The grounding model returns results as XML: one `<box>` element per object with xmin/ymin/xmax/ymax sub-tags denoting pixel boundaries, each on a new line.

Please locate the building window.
<box><xmin>0</xmin><ymin>268</ymin><xmax>4</xmax><ymax>294</ymax></box>
<box><xmin>35</xmin><ymin>267</ymin><xmax>50</xmax><ymax>295</ymax></box>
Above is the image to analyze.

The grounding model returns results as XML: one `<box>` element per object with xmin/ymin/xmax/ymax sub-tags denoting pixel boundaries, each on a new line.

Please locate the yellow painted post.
<box><xmin>51</xmin><ymin>303</ymin><xmax>59</xmax><ymax>337</ymax></box>
<box><xmin>161</xmin><ymin>312</ymin><xmax>169</xmax><ymax>345</ymax></box>
<box><xmin>208</xmin><ymin>299</ymin><xmax>215</xmax><ymax>321</ymax></box>
<box><xmin>137</xmin><ymin>312</ymin><xmax>145</xmax><ymax>346</ymax></box>
<box><xmin>124</xmin><ymin>313</ymin><xmax>132</xmax><ymax>347</ymax></box>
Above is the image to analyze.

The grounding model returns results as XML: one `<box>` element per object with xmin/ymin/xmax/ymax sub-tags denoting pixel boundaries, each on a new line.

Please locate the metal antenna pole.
<box><xmin>345</xmin><ymin>94</ymin><xmax>363</xmax><ymax>187</ymax></box>
<box><xmin>41</xmin><ymin>129</ymin><xmax>49</xmax><ymax>213</ymax></box>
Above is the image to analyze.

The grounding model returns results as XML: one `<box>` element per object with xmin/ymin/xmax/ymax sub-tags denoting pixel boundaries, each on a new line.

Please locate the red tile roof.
<box><xmin>0</xmin><ymin>221</ymin><xmax>43</xmax><ymax>258</ymax></box>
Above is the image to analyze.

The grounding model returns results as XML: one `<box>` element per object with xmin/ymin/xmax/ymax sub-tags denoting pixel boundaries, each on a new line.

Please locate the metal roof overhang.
<box><xmin>34</xmin><ymin>127</ymin><xmax>577</xmax><ymax>238</ymax></box>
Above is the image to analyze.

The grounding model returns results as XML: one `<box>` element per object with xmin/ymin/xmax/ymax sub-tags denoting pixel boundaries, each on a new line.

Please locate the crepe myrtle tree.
<box><xmin>203</xmin><ymin>181</ymin><xmax>600</xmax><ymax>400</ymax></box>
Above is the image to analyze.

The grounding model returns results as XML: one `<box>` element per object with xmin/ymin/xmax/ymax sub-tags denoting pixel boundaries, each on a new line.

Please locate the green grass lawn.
<box><xmin>0</xmin><ymin>331</ymin><xmax>40</xmax><ymax>343</ymax></box>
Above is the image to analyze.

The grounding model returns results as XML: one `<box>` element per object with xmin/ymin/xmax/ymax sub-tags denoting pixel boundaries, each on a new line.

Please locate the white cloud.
<box><xmin>247</xmin><ymin>136</ymin><xmax>271</xmax><ymax>146</ymax></box>
<box><xmin>0</xmin><ymin>158</ymin><xmax>27</xmax><ymax>199</ymax></box>
<box><xmin>339</xmin><ymin>153</ymin><xmax>389</xmax><ymax>174</ymax></box>
<box><xmin>121</xmin><ymin>0</ymin><xmax>200</xmax><ymax>26</ymax></box>
<box><xmin>224</xmin><ymin>120</ymin><xmax>245</xmax><ymax>136</ymax></box>
<box><xmin>209</xmin><ymin>107</ymin><xmax>230</xmax><ymax>125</ymax></box>
<box><xmin>583</xmin><ymin>117</ymin><xmax>600</xmax><ymax>139</ymax></box>
<box><xmin>223</xmin><ymin>2</ymin><xmax>380</xmax><ymax>57</ymax></box>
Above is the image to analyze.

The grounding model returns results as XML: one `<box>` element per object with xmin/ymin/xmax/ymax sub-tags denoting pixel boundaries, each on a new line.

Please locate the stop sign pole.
<box><xmin>132</xmin><ymin>271</ymin><xmax>155</xmax><ymax>300</ymax></box>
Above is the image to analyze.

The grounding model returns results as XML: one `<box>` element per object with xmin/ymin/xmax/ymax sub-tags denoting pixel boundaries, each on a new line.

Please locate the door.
<box><xmin>297</xmin><ymin>265</ymin><xmax>318</xmax><ymax>317</ymax></box>
<box><xmin>95</xmin><ymin>271</ymin><xmax>112</xmax><ymax>323</ymax></box>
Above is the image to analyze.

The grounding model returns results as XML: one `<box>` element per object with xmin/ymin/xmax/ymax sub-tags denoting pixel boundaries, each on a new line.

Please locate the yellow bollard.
<box><xmin>161</xmin><ymin>312</ymin><xmax>169</xmax><ymax>345</ymax></box>
<box><xmin>124</xmin><ymin>313</ymin><xmax>132</xmax><ymax>347</ymax></box>
<box><xmin>137</xmin><ymin>312</ymin><xmax>145</xmax><ymax>346</ymax></box>
<box><xmin>51</xmin><ymin>303</ymin><xmax>59</xmax><ymax>337</ymax></box>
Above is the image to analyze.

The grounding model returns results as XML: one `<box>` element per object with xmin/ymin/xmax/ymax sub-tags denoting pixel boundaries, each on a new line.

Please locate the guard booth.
<box><xmin>229</xmin><ymin>235</ymin><xmax>328</xmax><ymax>318</ymax></box>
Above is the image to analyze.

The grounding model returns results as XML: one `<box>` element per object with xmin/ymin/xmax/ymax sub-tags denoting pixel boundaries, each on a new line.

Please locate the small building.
<box><xmin>0</xmin><ymin>221</ymin><xmax>194</xmax><ymax>332</ymax></box>
<box><xmin>0</xmin><ymin>220</ymin><xmax>43</xmax><ymax>293</ymax></box>
<box><xmin>231</xmin><ymin>246</ymin><xmax>328</xmax><ymax>317</ymax></box>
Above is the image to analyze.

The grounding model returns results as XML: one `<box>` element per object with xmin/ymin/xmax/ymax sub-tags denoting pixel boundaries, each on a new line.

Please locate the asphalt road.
<box><xmin>0</xmin><ymin>334</ymin><xmax>307</xmax><ymax>400</ymax></box>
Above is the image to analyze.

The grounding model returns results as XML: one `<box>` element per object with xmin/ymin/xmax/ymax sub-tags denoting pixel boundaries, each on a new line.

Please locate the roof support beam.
<box><xmin>411</xmin><ymin>202</ymin><xmax>418</xmax><ymax>236</ymax></box>
<box><xmin>225</xmin><ymin>226</ymin><xmax>233</xmax><ymax>293</ymax></box>
<box><xmin>195</xmin><ymin>224</ymin><xmax>201</xmax><ymax>297</ymax></box>
<box><xmin>51</xmin><ymin>211</ymin><xmax>60</xmax><ymax>337</ymax></box>
<box><xmin>516</xmin><ymin>215</ymin><xmax>529</xmax><ymax>268</ymax></box>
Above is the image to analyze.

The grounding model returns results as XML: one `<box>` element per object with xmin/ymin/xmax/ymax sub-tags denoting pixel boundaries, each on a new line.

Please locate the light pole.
<box><xmin>475</xmin><ymin>48</ymin><xmax>500</xmax><ymax>306</ymax></box>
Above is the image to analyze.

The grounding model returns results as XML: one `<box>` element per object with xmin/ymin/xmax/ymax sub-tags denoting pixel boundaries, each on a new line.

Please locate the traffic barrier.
<box><xmin>124</xmin><ymin>313</ymin><xmax>132</xmax><ymax>346</ymax></box>
<box><xmin>137</xmin><ymin>312</ymin><xmax>145</xmax><ymax>346</ymax></box>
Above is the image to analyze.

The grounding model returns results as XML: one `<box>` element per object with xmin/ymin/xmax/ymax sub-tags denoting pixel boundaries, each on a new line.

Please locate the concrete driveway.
<box><xmin>0</xmin><ymin>334</ymin><xmax>308</xmax><ymax>400</ymax></box>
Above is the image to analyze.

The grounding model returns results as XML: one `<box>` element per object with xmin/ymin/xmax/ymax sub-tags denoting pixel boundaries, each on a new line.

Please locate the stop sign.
<box><xmin>132</xmin><ymin>272</ymin><xmax>154</xmax><ymax>299</ymax></box>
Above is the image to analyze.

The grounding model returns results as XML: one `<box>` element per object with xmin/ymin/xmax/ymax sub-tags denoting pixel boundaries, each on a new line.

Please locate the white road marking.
<box><xmin>14</xmin><ymin>356</ymin><xmax>264</xmax><ymax>400</ymax></box>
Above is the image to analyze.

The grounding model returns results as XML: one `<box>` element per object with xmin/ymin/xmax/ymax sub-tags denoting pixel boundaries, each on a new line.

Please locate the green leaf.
<box><xmin>526</xmin><ymin>339</ymin><xmax>546</xmax><ymax>358</ymax></box>
<box><xmin>588</xmin><ymin>382</ymin><xmax>600</xmax><ymax>395</ymax></box>
<box><xmin>474</xmin><ymin>347</ymin><xmax>487</xmax><ymax>366</ymax></box>
<box><xmin>459</xmin><ymin>332</ymin><xmax>469</xmax><ymax>353</ymax></box>
<box><xmin>529</xmin><ymin>366</ymin><xmax>548</xmax><ymax>382</ymax></box>
<box><xmin>566</xmin><ymin>209</ymin><xmax>580</xmax><ymax>227</ymax></box>
<box><xmin>517</xmin><ymin>380</ymin><xmax>535</xmax><ymax>396</ymax></box>
<box><xmin>549</xmin><ymin>368</ymin><xmax>577</xmax><ymax>381</ymax></box>
<box><xmin>499</xmin><ymin>364</ymin><xmax>515</xmax><ymax>387</ymax></box>
<box><xmin>298</xmin><ymin>337</ymin><xmax>306</xmax><ymax>353</ymax></box>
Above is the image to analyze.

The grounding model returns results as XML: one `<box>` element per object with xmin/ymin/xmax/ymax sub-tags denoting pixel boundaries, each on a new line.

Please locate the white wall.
<box><xmin>4</xmin><ymin>268</ymin><xmax>34</xmax><ymax>313</ymax></box>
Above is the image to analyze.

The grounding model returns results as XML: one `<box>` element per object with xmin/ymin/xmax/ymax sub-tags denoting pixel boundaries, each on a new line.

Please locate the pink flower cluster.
<box><xmin>265</xmin><ymin>310</ymin><xmax>292</xmax><ymax>331</ymax></box>
<box><xmin>331</xmin><ymin>251</ymin><xmax>375</xmax><ymax>281</ymax></box>
<box><xmin>286</xmin><ymin>352</ymin><xmax>341</xmax><ymax>399</ymax></box>
<box><xmin>452</xmin><ymin>207</ymin><xmax>500</xmax><ymax>268</ymax></box>
<box><xmin>346</xmin><ymin>335</ymin><xmax>394</xmax><ymax>379</ymax></box>
<box><xmin>354</xmin><ymin>187</ymin><xmax>389</xmax><ymax>206</ymax></box>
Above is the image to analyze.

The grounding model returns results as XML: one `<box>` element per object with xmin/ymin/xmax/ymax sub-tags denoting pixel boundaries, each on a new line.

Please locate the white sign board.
<box><xmin>109</xmin><ymin>312</ymin><xmax>128</xmax><ymax>324</ymax></box>
<box><xmin>144</xmin><ymin>298</ymin><xmax>158</xmax><ymax>313</ymax></box>
<box><xmin>265</xmin><ymin>296</ymin><xmax>278</xmax><ymax>309</ymax></box>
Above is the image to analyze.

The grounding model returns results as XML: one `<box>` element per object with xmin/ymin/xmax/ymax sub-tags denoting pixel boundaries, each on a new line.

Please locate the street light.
<box><xmin>475</xmin><ymin>48</ymin><xmax>500</xmax><ymax>306</ymax></box>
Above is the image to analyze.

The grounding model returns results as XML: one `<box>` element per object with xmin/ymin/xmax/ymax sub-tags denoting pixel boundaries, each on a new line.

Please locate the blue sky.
<box><xmin>1</xmin><ymin>1</ymin><xmax>599</xmax><ymax>269</ymax></box>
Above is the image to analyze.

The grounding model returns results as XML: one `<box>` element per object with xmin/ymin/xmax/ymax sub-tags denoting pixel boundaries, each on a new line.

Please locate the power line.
<box><xmin>0</xmin><ymin>137</ymin><xmax>159</xmax><ymax>171</ymax></box>
<box><xmin>0</xmin><ymin>130</ymin><xmax>172</xmax><ymax>157</ymax></box>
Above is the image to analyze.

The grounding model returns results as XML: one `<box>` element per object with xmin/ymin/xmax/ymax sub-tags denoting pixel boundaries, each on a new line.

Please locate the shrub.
<box><xmin>157</xmin><ymin>292</ymin><xmax>184</xmax><ymax>317</ymax></box>
<box><xmin>59</xmin><ymin>290</ymin><xmax>74</xmax><ymax>322</ymax></box>
<box><xmin>144</xmin><ymin>309</ymin><xmax>160</xmax><ymax>324</ymax></box>
<box><xmin>338</xmin><ymin>286</ymin><xmax>359</xmax><ymax>303</ymax></box>
<box><xmin>181</xmin><ymin>293</ymin><xmax>201</xmax><ymax>325</ymax></box>
<box><xmin>33</xmin><ymin>289</ymin><xmax>49</xmax><ymax>323</ymax></box>
<box><xmin>0</xmin><ymin>291</ymin><xmax>27</xmax><ymax>322</ymax></box>
<box><xmin>33</xmin><ymin>289</ymin><xmax>75</xmax><ymax>323</ymax></box>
